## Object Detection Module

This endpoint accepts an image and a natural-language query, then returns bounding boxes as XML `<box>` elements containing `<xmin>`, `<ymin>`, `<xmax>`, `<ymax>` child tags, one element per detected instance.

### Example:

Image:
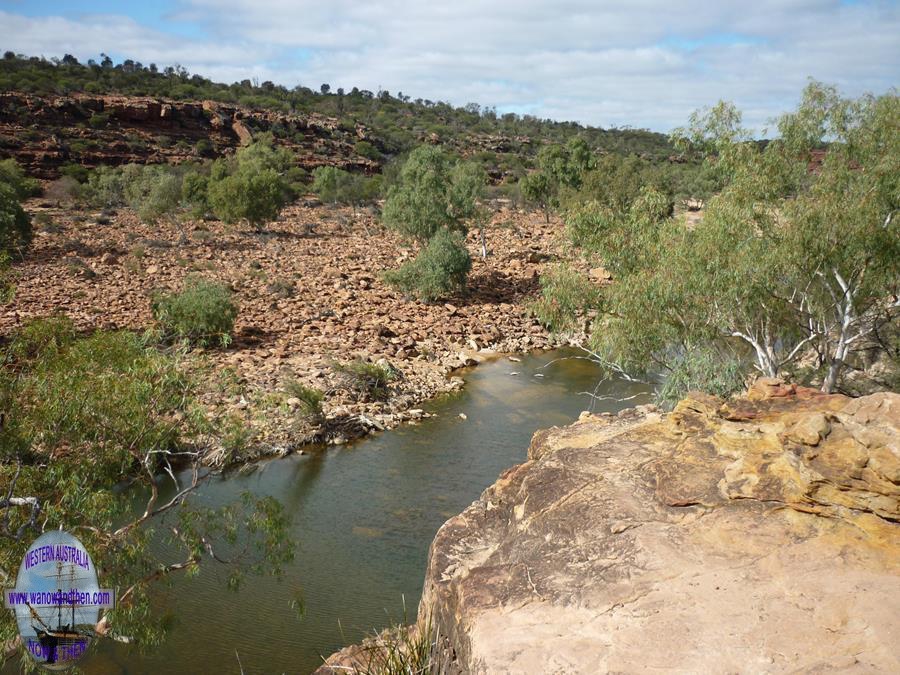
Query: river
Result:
<box><xmin>86</xmin><ymin>349</ymin><xmax>651</xmax><ymax>674</ymax></box>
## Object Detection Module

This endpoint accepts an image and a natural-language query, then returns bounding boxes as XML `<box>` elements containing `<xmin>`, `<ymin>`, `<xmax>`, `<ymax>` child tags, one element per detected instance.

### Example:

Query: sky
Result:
<box><xmin>0</xmin><ymin>0</ymin><xmax>897</xmax><ymax>133</ymax></box>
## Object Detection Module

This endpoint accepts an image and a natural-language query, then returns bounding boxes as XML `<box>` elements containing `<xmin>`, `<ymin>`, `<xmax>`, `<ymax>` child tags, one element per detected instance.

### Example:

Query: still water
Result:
<box><xmin>89</xmin><ymin>349</ymin><xmax>651</xmax><ymax>674</ymax></box>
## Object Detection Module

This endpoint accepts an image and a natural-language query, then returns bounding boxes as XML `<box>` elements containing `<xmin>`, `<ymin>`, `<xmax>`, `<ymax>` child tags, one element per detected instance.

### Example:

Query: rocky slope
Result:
<box><xmin>321</xmin><ymin>381</ymin><xmax>899</xmax><ymax>673</ymax></box>
<box><xmin>0</xmin><ymin>91</ymin><xmax>380</xmax><ymax>178</ymax></box>
<box><xmin>3</xmin><ymin>199</ymin><xmax>568</xmax><ymax>459</ymax></box>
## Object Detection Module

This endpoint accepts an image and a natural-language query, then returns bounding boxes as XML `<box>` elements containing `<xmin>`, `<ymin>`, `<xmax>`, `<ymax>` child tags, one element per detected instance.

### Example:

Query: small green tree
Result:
<box><xmin>207</xmin><ymin>137</ymin><xmax>290</xmax><ymax>231</ymax></box>
<box><xmin>0</xmin><ymin>183</ymin><xmax>31</xmax><ymax>257</ymax></box>
<box><xmin>382</xmin><ymin>145</ymin><xmax>482</xmax><ymax>241</ymax></box>
<box><xmin>208</xmin><ymin>165</ymin><xmax>285</xmax><ymax>231</ymax></box>
<box><xmin>520</xmin><ymin>170</ymin><xmax>555</xmax><ymax>222</ymax></box>
<box><xmin>383</xmin><ymin>228</ymin><xmax>472</xmax><ymax>301</ymax></box>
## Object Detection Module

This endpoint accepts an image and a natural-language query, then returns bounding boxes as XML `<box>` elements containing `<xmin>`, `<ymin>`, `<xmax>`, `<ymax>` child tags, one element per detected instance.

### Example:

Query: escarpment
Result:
<box><xmin>413</xmin><ymin>384</ymin><xmax>899</xmax><ymax>673</ymax></box>
<box><xmin>0</xmin><ymin>92</ymin><xmax>380</xmax><ymax>178</ymax></box>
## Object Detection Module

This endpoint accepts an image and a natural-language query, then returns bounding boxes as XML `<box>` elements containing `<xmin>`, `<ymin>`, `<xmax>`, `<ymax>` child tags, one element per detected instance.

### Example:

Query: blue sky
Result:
<box><xmin>1</xmin><ymin>1</ymin><xmax>897</xmax><ymax>131</ymax></box>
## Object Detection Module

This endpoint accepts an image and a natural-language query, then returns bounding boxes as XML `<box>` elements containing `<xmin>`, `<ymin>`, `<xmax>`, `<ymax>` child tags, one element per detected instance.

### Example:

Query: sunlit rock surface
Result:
<box><xmin>417</xmin><ymin>385</ymin><xmax>899</xmax><ymax>674</ymax></box>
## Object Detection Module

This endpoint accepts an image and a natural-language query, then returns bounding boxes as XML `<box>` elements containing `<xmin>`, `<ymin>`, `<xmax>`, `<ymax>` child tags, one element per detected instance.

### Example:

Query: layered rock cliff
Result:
<box><xmin>0</xmin><ymin>92</ymin><xmax>380</xmax><ymax>178</ymax></box>
<box><xmin>321</xmin><ymin>381</ymin><xmax>899</xmax><ymax>673</ymax></box>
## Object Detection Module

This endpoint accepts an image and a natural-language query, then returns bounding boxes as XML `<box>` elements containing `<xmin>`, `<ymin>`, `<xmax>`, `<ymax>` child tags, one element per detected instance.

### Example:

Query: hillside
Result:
<box><xmin>0</xmin><ymin>53</ymin><xmax>677</xmax><ymax>181</ymax></box>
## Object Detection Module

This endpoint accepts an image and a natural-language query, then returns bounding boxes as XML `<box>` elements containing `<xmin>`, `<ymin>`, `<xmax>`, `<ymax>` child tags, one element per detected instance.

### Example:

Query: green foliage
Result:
<box><xmin>0</xmin><ymin>158</ymin><xmax>41</xmax><ymax>199</ymax></box>
<box><xmin>207</xmin><ymin>139</ymin><xmax>289</xmax><ymax>229</ymax></box>
<box><xmin>530</xmin><ymin>264</ymin><xmax>601</xmax><ymax>333</ymax></box>
<box><xmin>4</xmin><ymin>319</ymin><xmax>189</xmax><ymax>467</ymax></box>
<box><xmin>0</xmin><ymin>319</ymin><xmax>295</xmax><ymax>659</ymax></box>
<box><xmin>383</xmin><ymin>228</ymin><xmax>472</xmax><ymax>301</ymax></box>
<box><xmin>181</xmin><ymin>170</ymin><xmax>210</xmax><ymax>216</ymax></box>
<box><xmin>353</xmin><ymin>614</ymin><xmax>451</xmax><ymax>675</ymax></box>
<box><xmin>0</xmin><ymin>182</ymin><xmax>32</xmax><ymax>257</ymax></box>
<box><xmin>354</xmin><ymin>140</ymin><xmax>382</xmax><ymax>161</ymax></box>
<box><xmin>284</xmin><ymin>379</ymin><xmax>325</xmax><ymax>422</ymax></box>
<box><xmin>82</xmin><ymin>164</ymin><xmax>126</xmax><ymax>207</ymax></box>
<box><xmin>547</xmin><ymin>82</ymin><xmax>900</xmax><ymax>395</ymax></box>
<box><xmin>382</xmin><ymin>146</ymin><xmax>484</xmax><ymax>241</ymax></box>
<box><xmin>124</xmin><ymin>165</ymin><xmax>183</xmax><ymax>223</ymax></box>
<box><xmin>0</xmin><ymin>251</ymin><xmax>14</xmax><ymax>304</ymax></box>
<box><xmin>312</xmin><ymin>165</ymin><xmax>382</xmax><ymax>205</ymax></box>
<box><xmin>88</xmin><ymin>111</ymin><xmax>110</xmax><ymax>128</ymax></box>
<box><xmin>334</xmin><ymin>359</ymin><xmax>397</xmax><ymax>400</ymax></box>
<box><xmin>654</xmin><ymin>346</ymin><xmax>748</xmax><ymax>410</ymax></box>
<box><xmin>151</xmin><ymin>276</ymin><xmax>238</xmax><ymax>348</ymax></box>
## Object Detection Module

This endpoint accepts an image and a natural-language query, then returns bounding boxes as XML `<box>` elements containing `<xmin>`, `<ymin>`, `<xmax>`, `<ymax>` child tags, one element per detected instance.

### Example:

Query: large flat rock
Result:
<box><xmin>419</xmin><ymin>389</ymin><xmax>900</xmax><ymax>673</ymax></box>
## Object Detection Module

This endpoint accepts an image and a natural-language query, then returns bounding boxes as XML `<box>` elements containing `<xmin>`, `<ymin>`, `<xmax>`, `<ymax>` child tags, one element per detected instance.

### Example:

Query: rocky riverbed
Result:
<box><xmin>2</xmin><ymin>199</ymin><xmax>579</xmax><ymax>462</ymax></box>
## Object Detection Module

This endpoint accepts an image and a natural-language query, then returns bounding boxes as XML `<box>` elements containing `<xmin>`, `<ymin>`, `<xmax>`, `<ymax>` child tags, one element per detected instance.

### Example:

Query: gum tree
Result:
<box><xmin>543</xmin><ymin>83</ymin><xmax>899</xmax><ymax>395</ymax></box>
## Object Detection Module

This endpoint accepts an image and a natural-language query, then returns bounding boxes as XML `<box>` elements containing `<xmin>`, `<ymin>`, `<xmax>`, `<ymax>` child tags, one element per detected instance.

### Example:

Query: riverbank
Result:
<box><xmin>2</xmin><ymin>199</ymin><xmax>584</xmax><ymax>464</ymax></box>
<box><xmin>318</xmin><ymin>384</ymin><xmax>900</xmax><ymax>674</ymax></box>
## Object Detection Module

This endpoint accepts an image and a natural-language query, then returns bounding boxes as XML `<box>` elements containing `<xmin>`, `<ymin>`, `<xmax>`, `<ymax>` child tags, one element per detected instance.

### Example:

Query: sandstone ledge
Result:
<box><xmin>412</xmin><ymin>388</ymin><xmax>900</xmax><ymax>673</ymax></box>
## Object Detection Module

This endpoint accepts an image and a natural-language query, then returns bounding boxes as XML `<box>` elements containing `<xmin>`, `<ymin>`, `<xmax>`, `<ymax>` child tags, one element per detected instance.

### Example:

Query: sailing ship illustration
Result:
<box><xmin>25</xmin><ymin>560</ymin><xmax>92</xmax><ymax>667</ymax></box>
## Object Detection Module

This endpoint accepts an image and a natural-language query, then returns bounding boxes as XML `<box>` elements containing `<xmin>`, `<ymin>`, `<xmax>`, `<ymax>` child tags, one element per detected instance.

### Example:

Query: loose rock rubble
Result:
<box><xmin>3</xmin><ymin>200</ymin><xmax>577</xmax><ymax>461</ymax></box>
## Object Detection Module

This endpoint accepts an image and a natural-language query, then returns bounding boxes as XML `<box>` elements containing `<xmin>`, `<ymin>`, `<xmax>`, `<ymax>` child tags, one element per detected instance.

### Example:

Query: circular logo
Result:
<box><xmin>4</xmin><ymin>530</ymin><xmax>114</xmax><ymax>670</ymax></box>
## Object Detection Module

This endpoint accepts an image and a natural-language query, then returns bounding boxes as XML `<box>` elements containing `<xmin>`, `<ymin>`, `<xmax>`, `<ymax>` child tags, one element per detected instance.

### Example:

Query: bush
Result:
<box><xmin>59</xmin><ymin>163</ymin><xmax>89</xmax><ymax>184</ymax></box>
<box><xmin>208</xmin><ymin>166</ymin><xmax>284</xmax><ymax>230</ymax></box>
<box><xmin>312</xmin><ymin>166</ymin><xmax>380</xmax><ymax>205</ymax></box>
<box><xmin>382</xmin><ymin>228</ymin><xmax>471</xmax><ymax>301</ymax></box>
<box><xmin>0</xmin><ymin>158</ymin><xmax>41</xmax><ymax>199</ymax></box>
<box><xmin>82</xmin><ymin>165</ymin><xmax>126</xmax><ymax>207</ymax></box>
<box><xmin>382</xmin><ymin>146</ymin><xmax>483</xmax><ymax>241</ymax></box>
<box><xmin>0</xmin><ymin>183</ymin><xmax>32</xmax><ymax>256</ymax></box>
<box><xmin>334</xmin><ymin>359</ymin><xmax>397</xmax><ymax>400</ymax></box>
<box><xmin>354</xmin><ymin>140</ymin><xmax>381</xmax><ymax>161</ymax></box>
<box><xmin>284</xmin><ymin>379</ymin><xmax>324</xmax><ymax>422</ymax></box>
<box><xmin>88</xmin><ymin>112</ymin><xmax>110</xmax><ymax>128</ymax></box>
<box><xmin>181</xmin><ymin>170</ymin><xmax>210</xmax><ymax>216</ymax></box>
<box><xmin>151</xmin><ymin>276</ymin><xmax>238</xmax><ymax>347</ymax></box>
<box><xmin>125</xmin><ymin>166</ymin><xmax>183</xmax><ymax>223</ymax></box>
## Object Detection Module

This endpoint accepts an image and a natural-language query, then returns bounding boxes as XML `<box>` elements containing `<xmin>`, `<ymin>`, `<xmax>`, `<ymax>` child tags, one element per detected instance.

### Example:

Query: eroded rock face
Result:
<box><xmin>420</xmin><ymin>388</ymin><xmax>899</xmax><ymax>674</ymax></box>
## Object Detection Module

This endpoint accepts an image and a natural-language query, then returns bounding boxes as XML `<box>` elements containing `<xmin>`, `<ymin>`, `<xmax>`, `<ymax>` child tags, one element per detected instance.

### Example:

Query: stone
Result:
<box><xmin>412</xmin><ymin>390</ymin><xmax>900</xmax><ymax>674</ymax></box>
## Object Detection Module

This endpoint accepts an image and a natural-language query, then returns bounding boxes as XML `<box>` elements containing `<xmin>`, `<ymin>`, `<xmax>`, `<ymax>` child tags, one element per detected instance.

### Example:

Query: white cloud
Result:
<box><xmin>0</xmin><ymin>1</ymin><xmax>897</xmax><ymax>132</ymax></box>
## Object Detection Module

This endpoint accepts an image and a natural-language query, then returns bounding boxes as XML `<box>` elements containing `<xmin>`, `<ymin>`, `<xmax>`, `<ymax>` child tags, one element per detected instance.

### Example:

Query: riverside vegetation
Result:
<box><xmin>0</xmin><ymin>56</ymin><xmax>897</xmax><ymax>674</ymax></box>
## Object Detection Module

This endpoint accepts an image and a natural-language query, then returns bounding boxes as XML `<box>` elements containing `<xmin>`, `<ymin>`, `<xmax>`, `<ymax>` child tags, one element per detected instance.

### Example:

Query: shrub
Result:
<box><xmin>82</xmin><ymin>165</ymin><xmax>126</xmax><ymax>207</ymax></box>
<box><xmin>0</xmin><ymin>251</ymin><xmax>15</xmax><ymax>304</ymax></box>
<box><xmin>284</xmin><ymin>379</ymin><xmax>324</xmax><ymax>422</ymax></box>
<box><xmin>181</xmin><ymin>170</ymin><xmax>210</xmax><ymax>216</ymax></box>
<box><xmin>44</xmin><ymin>176</ymin><xmax>81</xmax><ymax>204</ymax></box>
<box><xmin>0</xmin><ymin>158</ymin><xmax>41</xmax><ymax>199</ymax></box>
<box><xmin>59</xmin><ymin>163</ymin><xmax>89</xmax><ymax>183</ymax></box>
<box><xmin>194</xmin><ymin>139</ymin><xmax>213</xmax><ymax>157</ymax></box>
<box><xmin>382</xmin><ymin>228</ymin><xmax>471</xmax><ymax>301</ymax></box>
<box><xmin>334</xmin><ymin>359</ymin><xmax>397</xmax><ymax>400</ymax></box>
<box><xmin>0</xmin><ymin>183</ymin><xmax>32</xmax><ymax>256</ymax></box>
<box><xmin>354</xmin><ymin>140</ymin><xmax>381</xmax><ymax>161</ymax></box>
<box><xmin>125</xmin><ymin>166</ymin><xmax>183</xmax><ymax>223</ymax></box>
<box><xmin>312</xmin><ymin>166</ymin><xmax>380</xmax><ymax>205</ymax></box>
<box><xmin>151</xmin><ymin>276</ymin><xmax>238</xmax><ymax>347</ymax></box>
<box><xmin>88</xmin><ymin>112</ymin><xmax>110</xmax><ymax>128</ymax></box>
<box><xmin>382</xmin><ymin>146</ymin><xmax>483</xmax><ymax>242</ymax></box>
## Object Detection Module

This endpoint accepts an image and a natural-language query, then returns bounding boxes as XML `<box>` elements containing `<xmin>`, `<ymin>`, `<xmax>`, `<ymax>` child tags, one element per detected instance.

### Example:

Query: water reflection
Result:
<box><xmin>83</xmin><ymin>349</ymin><xmax>650</xmax><ymax>674</ymax></box>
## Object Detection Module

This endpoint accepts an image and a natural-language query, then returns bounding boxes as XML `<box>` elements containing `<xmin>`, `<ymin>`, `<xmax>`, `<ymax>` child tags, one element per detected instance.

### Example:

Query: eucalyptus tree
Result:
<box><xmin>544</xmin><ymin>83</ymin><xmax>899</xmax><ymax>395</ymax></box>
